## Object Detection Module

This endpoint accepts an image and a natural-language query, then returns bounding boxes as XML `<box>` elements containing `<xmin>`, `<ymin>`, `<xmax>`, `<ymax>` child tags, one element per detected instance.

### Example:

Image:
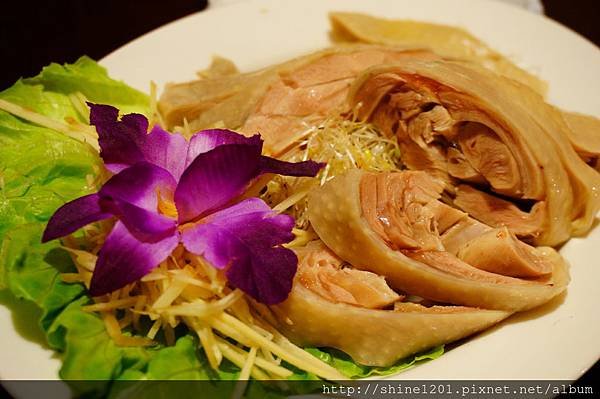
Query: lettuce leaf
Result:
<box><xmin>304</xmin><ymin>345</ymin><xmax>444</xmax><ymax>378</ymax></box>
<box><xmin>23</xmin><ymin>56</ymin><xmax>150</xmax><ymax>116</ymax></box>
<box><xmin>0</xmin><ymin>115</ymin><xmax>99</xmax><ymax>235</ymax></box>
<box><xmin>0</xmin><ymin>81</ymin><xmax>83</xmax><ymax>123</ymax></box>
<box><xmin>0</xmin><ymin>225</ymin><xmax>86</xmax><ymax>337</ymax></box>
<box><xmin>49</xmin><ymin>297</ymin><xmax>133</xmax><ymax>396</ymax></box>
<box><xmin>0</xmin><ymin>57</ymin><xmax>153</xmax><ymax>397</ymax></box>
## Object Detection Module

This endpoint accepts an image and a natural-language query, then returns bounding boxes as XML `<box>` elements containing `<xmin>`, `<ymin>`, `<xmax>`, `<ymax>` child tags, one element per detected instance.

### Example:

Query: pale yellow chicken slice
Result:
<box><xmin>348</xmin><ymin>61</ymin><xmax>600</xmax><ymax>245</ymax></box>
<box><xmin>273</xmin><ymin>240</ymin><xmax>509</xmax><ymax>367</ymax></box>
<box><xmin>308</xmin><ymin>170</ymin><xmax>570</xmax><ymax>311</ymax></box>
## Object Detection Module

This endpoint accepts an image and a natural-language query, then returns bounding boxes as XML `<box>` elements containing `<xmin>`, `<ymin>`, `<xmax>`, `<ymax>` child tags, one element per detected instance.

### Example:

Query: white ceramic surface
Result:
<box><xmin>1</xmin><ymin>0</ymin><xmax>598</xmax><ymax>384</ymax></box>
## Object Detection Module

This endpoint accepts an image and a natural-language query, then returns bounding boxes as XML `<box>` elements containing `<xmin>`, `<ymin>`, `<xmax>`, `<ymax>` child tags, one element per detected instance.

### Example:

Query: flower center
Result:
<box><xmin>156</xmin><ymin>189</ymin><xmax>178</xmax><ymax>219</ymax></box>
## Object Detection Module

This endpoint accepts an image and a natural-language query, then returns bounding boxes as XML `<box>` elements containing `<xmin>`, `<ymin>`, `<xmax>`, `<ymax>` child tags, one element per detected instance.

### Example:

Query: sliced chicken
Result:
<box><xmin>294</xmin><ymin>241</ymin><xmax>400</xmax><ymax>309</ymax></box>
<box><xmin>273</xmin><ymin>240</ymin><xmax>510</xmax><ymax>366</ymax></box>
<box><xmin>159</xmin><ymin>46</ymin><xmax>437</xmax><ymax>155</ymax></box>
<box><xmin>457</xmin><ymin>122</ymin><xmax>521</xmax><ymax>196</ymax></box>
<box><xmin>308</xmin><ymin>170</ymin><xmax>570</xmax><ymax>311</ymax></box>
<box><xmin>440</xmin><ymin>218</ymin><xmax>490</xmax><ymax>255</ymax></box>
<box><xmin>454</xmin><ymin>184</ymin><xmax>545</xmax><ymax>238</ymax></box>
<box><xmin>153</xmin><ymin>18</ymin><xmax>594</xmax><ymax>366</ymax></box>
<box><xmin>159</xmin><ymin>19</ymin><xmax>599</xmax><ymax>246</ymax></box>
<box><xmin>329</xmin><ymin>12</ymin><xmax>547</xmax><ymax>95</ymax></box>
<box><xmin>348</xmin><ymin>61</ymin><xmax>600</xmax><ymax>246</ymax></box>
<box><xmin>359</xmin><ymin>170</ymin><xmax>445</xmax><ymax>251</ymax></box>
<box><xmin>562</xmin><ymin>111</ymin><xmax>600</xmax><ymax>170</ymax></box>
<box><xmin>446</xmin><ymin>147</ymin><xmax>486</xmax><ymax>184</ymax></box>
<box><xmin>456</xmin><ymin>227</ymin><xmax>552</xmax><ymax>278</ymax></box>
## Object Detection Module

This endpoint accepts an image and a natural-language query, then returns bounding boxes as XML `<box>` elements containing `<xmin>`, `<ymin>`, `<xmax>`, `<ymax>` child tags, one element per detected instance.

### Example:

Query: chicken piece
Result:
<box><xmin>348</xmin><ymin>60</ymin><xmax>600</xmax><ymax>245</ymax></box>
<box><xmin>272</xmin><ymin>240</ymin><xmax>510</xmax><ymax>367</ymax></box>
<box><xmin>159</xmin><ymin>46</ymin><xmax>437</xmax><ymax>155</ymax></box>
<box><xmin>446</xmin><ymin>147</ymin><xmax>486</xmax><ymax>183</ymax></box>
<box><xmin>561</xmin><ymin>111</ymin><xmax>600</xmax><ymax>159</ymax></box>
<box><xmin>159</xmin><ymin>67</ymin><xmax>275</xmax><ymax>130</ymax></box>
<box><xmin>308</xmin><ymin>170</ymin><xmax>570</xmax><ymax>311</ymax></box>
<box><xmin>295</xmin><ymin>241</ymin><xmax>400</xmax><ymax>309</ymax></box>
<box><xmin>274</xmin><ymin>285</ymin><xmax>509</xmax><ymax>367</ymax></box>
<box><xmin>441</xmin><ymin>218</ymin><xmax>491</xmax><ymax>255</ymax></box>
<box><xmin>400</xmin><ymin>107</ymin><xmax>454</xmax><ymax>186</ymax></box>
<box><xmin>403</xmin><ymin>249</ymin><xmax>530</xmax><ymax>285</ymax></box>
<box><xmin>422</xmin><ymin>200</ymin><xmax>468</xmax><ymax>234</ymax></box>
<box><xmin>456</xmin><ymin>227</ymin><xmax>552</xmax><ymax>278</ymax></box>
<box><xmin>360</xmin><ymin>171</ymin><xmax>445</xmax><ymax>251</ymax></box>
<box><xmin>432</xmin><ymin>203</ymin><xmax>551</xmax><ymax>279</ymax></box>
<box><xmin>254</xmin><ymin>78</ymin><xmax>352</xmax><ymax>117</ymax></box>
<box><xmin>329</xmin><ymin>12</ymin><xmax>547</xmax><ymax>95</ymax></box>
<box><xmin>457</xmin><ymin>122</ymin><xmax>522</xmax><ymax>196</ymax></box>
<box><xmin>454</xmin><ymin>184</ymin><xmax>545</xmax><ymax>239</ymax></box>
<box><xmin>361</xmin><ymin>172</ymin><xmax>552</xmax><ymax>282</ymax></box>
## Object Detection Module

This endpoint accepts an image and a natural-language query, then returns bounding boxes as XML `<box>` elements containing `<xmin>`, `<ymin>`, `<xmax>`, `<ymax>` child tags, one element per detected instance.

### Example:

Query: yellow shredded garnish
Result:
<box><xmin>262</xmin><ymin>111</ymin><xmax>401</xmax><ymax>230</ymax></box>
<box><xmin>68</xmin><ymin>92</ymin><xmax>91</xmax><ymax>123</ymax></box>
<box><xmin>61</xmin><ymin>220</ymin><xmax>345</xmax><ymax>383</ymax></box>
<box><xmin>82</xmin><ymin>296</ymin><xmax>145</xmax><ymax>312</ymax></box>
<box><xmin>100</xmin><ymin>312</ymin><xmax>154</xmax><ymax>347</ymax></box>
<box><xmin>147</xmin><ymin>319</ymin><xmax>162</xmax><ymax>340</ymax></box>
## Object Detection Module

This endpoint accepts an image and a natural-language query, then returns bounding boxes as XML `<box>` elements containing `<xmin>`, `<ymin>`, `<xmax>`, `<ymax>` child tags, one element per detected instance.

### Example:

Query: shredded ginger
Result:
<box><xmin>61</xmin><ymin>221</ymin><xmax>344</xmax><ymax>382</ymax></box>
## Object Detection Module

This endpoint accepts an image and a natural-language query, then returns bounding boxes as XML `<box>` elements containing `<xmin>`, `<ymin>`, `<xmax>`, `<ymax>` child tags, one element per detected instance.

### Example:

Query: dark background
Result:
<box><xmin>0</xmin><ymin>0</ymin><xmax>598</xmax><ymax>396</ymax></box>
<box><xmin>1</xmin><ymin>0</ymin><xmax>599</xmax><ymax>89</ymax></box>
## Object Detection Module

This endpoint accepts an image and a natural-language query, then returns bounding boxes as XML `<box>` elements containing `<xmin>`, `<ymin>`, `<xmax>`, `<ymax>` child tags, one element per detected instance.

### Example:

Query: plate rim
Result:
<box><xmin>1</xmin><ymin>0</ymin><xmax>599</xmax><ymax>386</ymax></box>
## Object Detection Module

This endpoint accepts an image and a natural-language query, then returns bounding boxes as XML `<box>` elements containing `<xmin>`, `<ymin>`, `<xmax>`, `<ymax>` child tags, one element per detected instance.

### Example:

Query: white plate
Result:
<box><xmin>1</xmin><ymin>0</ymin><xmax>599</xmax><ymax>383</ymax></box>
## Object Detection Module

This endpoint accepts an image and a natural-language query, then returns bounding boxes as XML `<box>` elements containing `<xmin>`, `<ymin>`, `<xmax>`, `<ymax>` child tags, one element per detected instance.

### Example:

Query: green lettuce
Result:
<box><xmin>24</xmin><ymin>56</ymin><xmax>150</xmax><ymax>116</ymax></box>
<box><xmin>304</xmin><ymin>346</ymin><xmax>444</xmax><ymax>379</ymax></box>
<box><xmin>0</xmin><ymin>57</ymin><xmax>153</xmax><ymax>397</ymax></box>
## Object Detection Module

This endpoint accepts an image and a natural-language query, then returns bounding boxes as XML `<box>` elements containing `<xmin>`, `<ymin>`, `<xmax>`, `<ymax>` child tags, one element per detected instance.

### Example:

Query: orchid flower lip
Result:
<box><xmin>43</xmin><ymin>103</ymin><xmax>326</xmax><ymax>303</ymax></box>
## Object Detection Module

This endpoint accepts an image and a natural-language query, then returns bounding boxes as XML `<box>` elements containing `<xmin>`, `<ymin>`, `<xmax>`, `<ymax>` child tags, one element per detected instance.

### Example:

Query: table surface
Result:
<box><xmin>0</xmin><ymin>0</ymin><xmax>598</xmax><ymax>395</ymax></box>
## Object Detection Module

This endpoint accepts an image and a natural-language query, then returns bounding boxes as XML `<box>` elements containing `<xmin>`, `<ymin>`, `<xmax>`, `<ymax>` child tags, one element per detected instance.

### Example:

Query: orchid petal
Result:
<box><xmin>181</xmin><ymin>198</ymin><xmax>282</xmax><ymax>268</ymax></box>
<box><xmin>88</xmin><ymin>102</ymin><xmax>119</xmax><ymax>124</ymax></box>
<box><xmin>121</xmin><ymin>113</ymin><xmax>149</xmax><ymax>134</ymax></box>
<box><xmin>89</xmin><ymin>103</ymin><xmax>147</xmax><ymax>173</ymax></box>
<box><xmin>175</xmin><ymin>143</ymin><xmax>263</xmax><ymax>223</ymax></box>
<box><xmin>100</xmin><ymin>162</ymin><xmax>176</xmax><ymax>211</ymax></box>
<box><xmin>186</xmin><ymin>130</ymin><xmax>262</xmax><ymax>168</ymax></box>
<box><xmin>99</xmin><ymin>162</ymin><xmax>177</xmax><ymax>241</ymax></box>
<box><xmin>89</xmin><ymin>103</ymin><xmax>188</xmax><ymax>177</ymax></box>
<box><xmin>181</xmin><ymin>198</ymin><xmax>297</xmax><ymax>304</ymax></box>
<box><xmin>177</xmin><ymin>132</ymin><xmax>324</xmax><ymax>223</ymax></box>
<box><xmin>226</xmin><ymin>247</ymin><xmax>297</xmax><ymax>305</ymax></box>
<box><xmin>258</xmin><ymin>156</ymin><xmax>325</xmax><ymax>177</ymax></box>
<box><xmin>89</xmin><ymin>221</ymin><xmax>179</xmax><ymax>296</ymax></box>
<box><xmin>143</xmin><ymin>125</ymin><xmax>189</xmax><ymax>180</ymax></box>
<box><xmin>99</xmin><ymin>199</ymin><xmax>176</xmax><ymax>242</ymax></box>
<box><xmin>42</xmin><ymin>194</ymin><xmax>112</xmax><ymax>242</ymax></box>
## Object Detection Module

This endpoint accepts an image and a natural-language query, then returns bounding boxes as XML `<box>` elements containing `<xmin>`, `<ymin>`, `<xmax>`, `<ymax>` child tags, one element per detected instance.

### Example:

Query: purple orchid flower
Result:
<box><xmin>42</xmin><ymin>104</ymin><xmax>324</xmax><ymax>304</ymax></box>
